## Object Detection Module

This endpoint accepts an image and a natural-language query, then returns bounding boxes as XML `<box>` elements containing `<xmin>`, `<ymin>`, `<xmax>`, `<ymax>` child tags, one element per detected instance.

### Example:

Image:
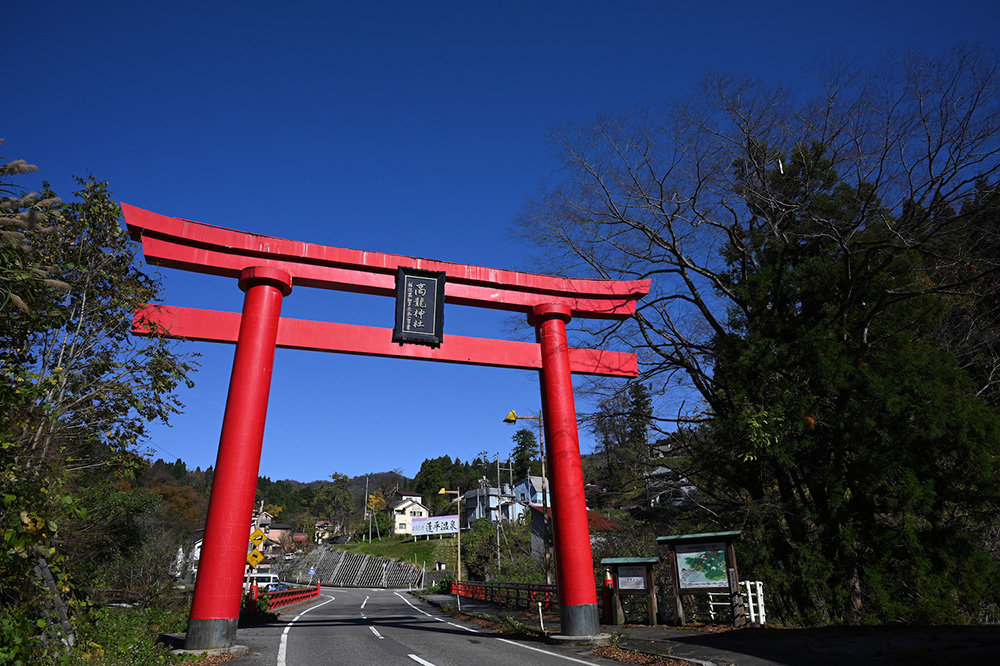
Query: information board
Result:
<box><xmin>675</xmin><ymin>542</ymin><xmax>728</xmax><ymax>589</ymax></box>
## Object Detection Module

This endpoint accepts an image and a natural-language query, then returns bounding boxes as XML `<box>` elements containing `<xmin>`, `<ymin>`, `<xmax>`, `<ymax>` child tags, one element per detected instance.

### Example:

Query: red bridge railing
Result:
<box><xmin>262</xmin><ymin>582</ymin><xmax>322</xmax><ymax>611</ymax></box>
<box><xmin>451</xmin><ymin>580</ymin><xmax>558</xmax><ymax>612</ymax></box>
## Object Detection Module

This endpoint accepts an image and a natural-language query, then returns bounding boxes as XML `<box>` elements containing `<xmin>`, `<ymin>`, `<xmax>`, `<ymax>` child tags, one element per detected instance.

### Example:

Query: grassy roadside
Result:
<box><xmin>334</xmin><ymin>535</ymin><xmax>456</xmax><ymax>569</ymax></box>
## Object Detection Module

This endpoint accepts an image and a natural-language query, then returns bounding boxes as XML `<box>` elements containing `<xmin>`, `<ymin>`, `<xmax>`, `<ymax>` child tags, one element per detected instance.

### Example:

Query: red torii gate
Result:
<box><xmin>122</xmin><ymin>203</ymin><xmax>649</xmax><ymax>649</ymax></box>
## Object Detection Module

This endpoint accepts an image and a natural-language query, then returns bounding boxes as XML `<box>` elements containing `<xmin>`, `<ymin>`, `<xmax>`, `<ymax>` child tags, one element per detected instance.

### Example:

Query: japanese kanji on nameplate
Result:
<box><xmin>393</xmin><ymin>266</ymin><xmax>446</xmax><ymax>346</ymax></box>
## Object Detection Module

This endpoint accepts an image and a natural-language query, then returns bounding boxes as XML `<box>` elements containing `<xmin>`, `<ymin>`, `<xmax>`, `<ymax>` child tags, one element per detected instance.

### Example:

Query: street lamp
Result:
<box><xmin>438</xmin><ymin>487</ymin><xmax>462</xmax><ymax>581</ymax></box>
<box><xmin>503</xmin><ymin>410</ymin><xmax>552</xmax><ymax>585</ymax></box>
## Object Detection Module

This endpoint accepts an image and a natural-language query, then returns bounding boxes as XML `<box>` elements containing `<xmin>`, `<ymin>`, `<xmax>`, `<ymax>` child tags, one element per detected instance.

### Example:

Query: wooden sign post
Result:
<box><xmin>600</xmin><ymin>557</ymin><xmax>660</xmax><ymax>625</ymax></box>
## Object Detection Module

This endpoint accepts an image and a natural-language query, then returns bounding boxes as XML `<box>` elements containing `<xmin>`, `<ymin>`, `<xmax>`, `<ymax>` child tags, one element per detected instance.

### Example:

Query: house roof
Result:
<box><xmin>516</xmin><ymin>476</ymin><xmax>544</xmax><ymax>493</ymax></box>
<box><xmin>388</xmin><ymin>497</ymin><xmax>429</xmax><ymax>511</ymax></box>
<box><xmin>657</xmin><ymin>530</ymin><xmax>742</xmax><ymax>543</ymax></box>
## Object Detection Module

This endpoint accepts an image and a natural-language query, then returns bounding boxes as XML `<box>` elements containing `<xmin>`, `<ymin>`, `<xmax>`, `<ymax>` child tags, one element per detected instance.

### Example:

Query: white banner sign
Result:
<box><xmin>412</xmin><ymin>515</ymin><xmax>459</xmax><ymax>536</ymax></box>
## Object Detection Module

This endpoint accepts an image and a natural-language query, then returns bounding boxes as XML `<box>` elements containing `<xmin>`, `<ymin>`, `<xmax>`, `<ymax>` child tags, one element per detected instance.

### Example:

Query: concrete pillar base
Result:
<box><xmin>558</xmin><ymin>602</ymin><xmax>601</xmax><ymax>638</ymax></box>
<box><xmin>183</xmin><ymin>618</ymin><xmax>238</xmax><ymax>651</ymax></box>
<box><xmin>547</xmin><ymin>632</ymin><xmax>614</xmax><ymax>646</ymax></box>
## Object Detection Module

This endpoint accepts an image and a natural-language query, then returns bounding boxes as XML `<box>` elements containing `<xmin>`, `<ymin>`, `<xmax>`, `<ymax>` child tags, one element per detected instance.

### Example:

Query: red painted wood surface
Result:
<box><xmin>133</xmin><ymin>304</ymin><xmax>639</xmax><ymax>378</ymax></box>
<box><xmin>189</xmin><ymin>269</ymin><xmax>291</xmax><ymax>628</ymax></box>
<box><xmin>122</xmin><ymin>203</ymin><xmax>649</xmax><ymax>319</ymax></box>
<box><xmin>531</xmin><ymin>304</ymin><xmax>599</xmax><ymax>618</ymax></box>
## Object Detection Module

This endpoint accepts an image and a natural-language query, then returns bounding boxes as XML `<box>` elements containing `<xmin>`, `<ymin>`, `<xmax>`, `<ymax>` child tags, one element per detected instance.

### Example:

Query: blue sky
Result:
<box><xmin>5</xmin><ymin>1</ymin><xmax>998</xmax><ymax>482</ymax></box>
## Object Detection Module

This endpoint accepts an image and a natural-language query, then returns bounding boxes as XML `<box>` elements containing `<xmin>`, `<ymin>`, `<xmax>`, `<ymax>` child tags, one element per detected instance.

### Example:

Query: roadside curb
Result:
<box><xmin>158</xmin><ymin>633</ymin><xmax>251</xmax><ymax>658</ymax></box>
<box><xmin>410</xmin><ymin>591</ymin><xmax>721</xmax><ymax>666</ymax></box>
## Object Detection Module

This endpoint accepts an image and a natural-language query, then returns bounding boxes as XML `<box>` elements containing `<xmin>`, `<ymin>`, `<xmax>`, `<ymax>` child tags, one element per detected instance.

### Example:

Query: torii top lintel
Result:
<box><xmin>122</xmin><ymin>204</ymin><xmax>649</xmax><ymax>320</ymax></box>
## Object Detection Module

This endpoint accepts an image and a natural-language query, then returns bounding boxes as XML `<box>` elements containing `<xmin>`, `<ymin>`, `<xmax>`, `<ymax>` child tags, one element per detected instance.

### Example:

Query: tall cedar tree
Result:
<box><xmin>592</xmin><ymin>382</ymin><xmax>653</xmax><ymax>506</ymax></box>
<box><xmin>510</xmin><ymin>427</ymin><xmax>540</xmax><ymax>480</ymax></box>
<box><xmin>699</xmin><ymin>144</ymin><xmax>1000</xmax><ymax>623</ymax></box>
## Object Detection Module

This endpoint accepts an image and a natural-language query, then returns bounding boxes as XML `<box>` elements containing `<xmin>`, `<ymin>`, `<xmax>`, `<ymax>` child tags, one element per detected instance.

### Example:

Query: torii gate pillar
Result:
<box><xmin>531</xmin><ymin>303</ymin><xmax>601</xmax><ymax>637</ymax></box>
<box><xmin>186</xmin><ymin>267</ymin><xmax>292</xmax><ymax>649</ymax></box>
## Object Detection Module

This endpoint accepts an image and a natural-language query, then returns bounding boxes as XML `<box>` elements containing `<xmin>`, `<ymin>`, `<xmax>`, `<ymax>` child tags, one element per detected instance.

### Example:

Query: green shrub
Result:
<box><xmin>238</xmin><ymin>593</ymin><xmax>277</xmax><ymax>626</ymax></box>
<box><xmin>0</xmin><ymin>603</ymin><xmax>66</xmax><ymax>666</ymax></box>
<box><xmin>68</xmin><ymin>607</ymin><xmax>186</xmax><ymax>666</ymax></box>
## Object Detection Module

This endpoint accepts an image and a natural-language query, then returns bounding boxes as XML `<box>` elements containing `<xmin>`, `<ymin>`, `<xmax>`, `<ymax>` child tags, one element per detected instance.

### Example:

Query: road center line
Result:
<box><xmin>361</xmin><ymin>595</ymin><xmax>369</xmax><ymax>609</ymax></box>
<box><xmin>276</xmin><ymin>594</ymin><xmax>336</xmax><ymax>666</ymax></box>
<box><xmin>495</xmin><ymin>637</ymin><xmax>597</xmax><ymax>665</ymax></box>
<box><xmin>369</xmin><ymin>626</ymin><xmax>384</xmax><ymax>640</ymax></box>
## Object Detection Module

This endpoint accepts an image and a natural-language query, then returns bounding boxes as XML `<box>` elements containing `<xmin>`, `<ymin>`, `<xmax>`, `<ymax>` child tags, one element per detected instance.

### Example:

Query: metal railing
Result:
<box><xmin>451</xmin><ymin>580</ymin><xmax>557</xmax><ymax>612</ymax></box>
<box><xmin>263</xmin><ymin>582</ymin><xmax>322</xmax><ymax>611</ymax></box>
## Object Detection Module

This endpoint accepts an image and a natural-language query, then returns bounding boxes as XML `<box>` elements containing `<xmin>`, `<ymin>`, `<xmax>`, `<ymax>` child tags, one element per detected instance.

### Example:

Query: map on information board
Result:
<box><xmin>676</xmin><ymin>542</ymin><xmax>728</xmax><ymax>589</ymax></box>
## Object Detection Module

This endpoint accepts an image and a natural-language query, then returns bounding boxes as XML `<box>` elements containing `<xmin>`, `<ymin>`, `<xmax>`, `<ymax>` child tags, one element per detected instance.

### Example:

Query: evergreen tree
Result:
<box><xmin>509</xmin><ymin>427</ymin><xmax>540</xmax><ymax>480</ymax></box>
<box><xmin>692</xmin><ymin>145</ymin><xmax>1000</xmax><ymax>623</ymax></box>
<box><xmin>592</xmin><ymin>382</ymin><xmax>654</xmax><ymax>504</ymax></box>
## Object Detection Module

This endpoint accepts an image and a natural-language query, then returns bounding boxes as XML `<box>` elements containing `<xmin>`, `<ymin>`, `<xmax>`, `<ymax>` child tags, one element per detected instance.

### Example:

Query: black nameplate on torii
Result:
<box><xmin>393</xmin><ymin>266</ymin><xmax>446</xmax><ymax>346</ymax></box>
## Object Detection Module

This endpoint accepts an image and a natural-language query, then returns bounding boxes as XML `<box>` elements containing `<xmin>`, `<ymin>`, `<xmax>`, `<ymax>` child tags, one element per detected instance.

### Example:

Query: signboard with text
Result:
<box><xmin>412</xmin><ymin>515</ymin><xmax>459</xmax><ymax>536</ymax></box>
<box><xmin>393</xmin><ymin>267</ymin><xmax>446</xmax><ymax>346</ymax></box>
<box><xmin>617</xmin><ymin>565</ymin><xmax>648</xmax><ymax>590</ymax></box>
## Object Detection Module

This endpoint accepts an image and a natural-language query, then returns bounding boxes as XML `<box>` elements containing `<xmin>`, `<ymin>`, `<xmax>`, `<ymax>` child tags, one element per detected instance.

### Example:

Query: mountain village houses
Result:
<box><xmin>174</xmin><ymin>446</ymin><xmax>692</xmax><ymax>580</ymax></box>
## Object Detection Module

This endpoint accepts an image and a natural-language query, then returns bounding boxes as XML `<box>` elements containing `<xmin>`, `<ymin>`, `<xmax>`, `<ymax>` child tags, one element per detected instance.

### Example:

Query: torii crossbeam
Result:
<box><xmin>123</xmin><ymin>204</ymin><xmax>649</xmax><ymax>648</ymax></box>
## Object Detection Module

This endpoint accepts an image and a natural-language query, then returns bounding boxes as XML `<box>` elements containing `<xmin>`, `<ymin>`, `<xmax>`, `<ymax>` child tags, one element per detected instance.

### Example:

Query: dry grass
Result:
<box><xmin>591</xmin><ymin>644</ymin><xmax>695</xmax><ymax>666</ymax></box>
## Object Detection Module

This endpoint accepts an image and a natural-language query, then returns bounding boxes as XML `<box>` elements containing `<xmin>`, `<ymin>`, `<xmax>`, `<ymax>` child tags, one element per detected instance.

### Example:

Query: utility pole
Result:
<box><xmin>503</xmin><ymin>411</ymin><xmax>552</xmax><ymax>585</ymax></box>
<box><xmin>365</xmin><ymin>475</ymin><xmax>371</xmax><ymax>543</ymax></box>
<box><xmin>495</xmin><ymin>454</ymin><xmax>501</xmax><ymax>568</ymax></box>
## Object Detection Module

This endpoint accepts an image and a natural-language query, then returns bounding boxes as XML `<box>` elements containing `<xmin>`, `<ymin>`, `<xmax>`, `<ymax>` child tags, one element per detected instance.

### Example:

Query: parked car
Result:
<box><xmin>245</xmin><ymin>573</ymin><xmax>279</xmax><ymax>588</ymax></box>
<box><xmin>266</xmin><ymin>582</ymin><xmax>290</xmax><ymax>592</ymax></box>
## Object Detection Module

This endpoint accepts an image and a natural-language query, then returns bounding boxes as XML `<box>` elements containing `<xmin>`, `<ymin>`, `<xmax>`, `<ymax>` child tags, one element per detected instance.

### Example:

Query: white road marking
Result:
<box><xmin>276</xmin><ymin>594</ymin><xmax>336</xmax><ymax>666</ymax></box>
<box><xmin>394</xmin><ymin>592</ymin><xmax>480</xmax><ymax>633</ymax></box>
<box><xmin>361</xmin><ymin>595</ymin><xmax>369</xmax><ymax>609</ymax></box>
<box><xmin>395</xmin><ymin>592</ymin><xmax>433</xmax><ymax>616</ymax></box>
<box><xmin>408</xmin><ymin>655</ymin><xmax>437</xmax><ymax>666</ymax></box>
<box><xmin>369</xmin><ymin>626</ymin><xmax>384</xmax><ymax>639</ymax></box>
<box><xmin>496</xmin><ymin>637</ymin><xmax>597</xmax><ymax>665</ymax></box>
<box><xmin>389</xmin><ymin>592</ymin><xmax>594</xmax><ymax>664</ymax></box>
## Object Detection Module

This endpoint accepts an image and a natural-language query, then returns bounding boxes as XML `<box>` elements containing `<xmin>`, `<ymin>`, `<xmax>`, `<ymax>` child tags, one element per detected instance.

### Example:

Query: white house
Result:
<box><xmin>388</xmin><ymin>491</ymin><xmax>430</xmax><ymax>536</ymax></box>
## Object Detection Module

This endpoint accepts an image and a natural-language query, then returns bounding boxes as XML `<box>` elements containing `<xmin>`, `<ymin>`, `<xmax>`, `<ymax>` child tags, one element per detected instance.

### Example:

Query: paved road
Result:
<box><xmin>231</xmin><ymin>588</ymin><xmax>613</xmax><ymax>666</ymax></box>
